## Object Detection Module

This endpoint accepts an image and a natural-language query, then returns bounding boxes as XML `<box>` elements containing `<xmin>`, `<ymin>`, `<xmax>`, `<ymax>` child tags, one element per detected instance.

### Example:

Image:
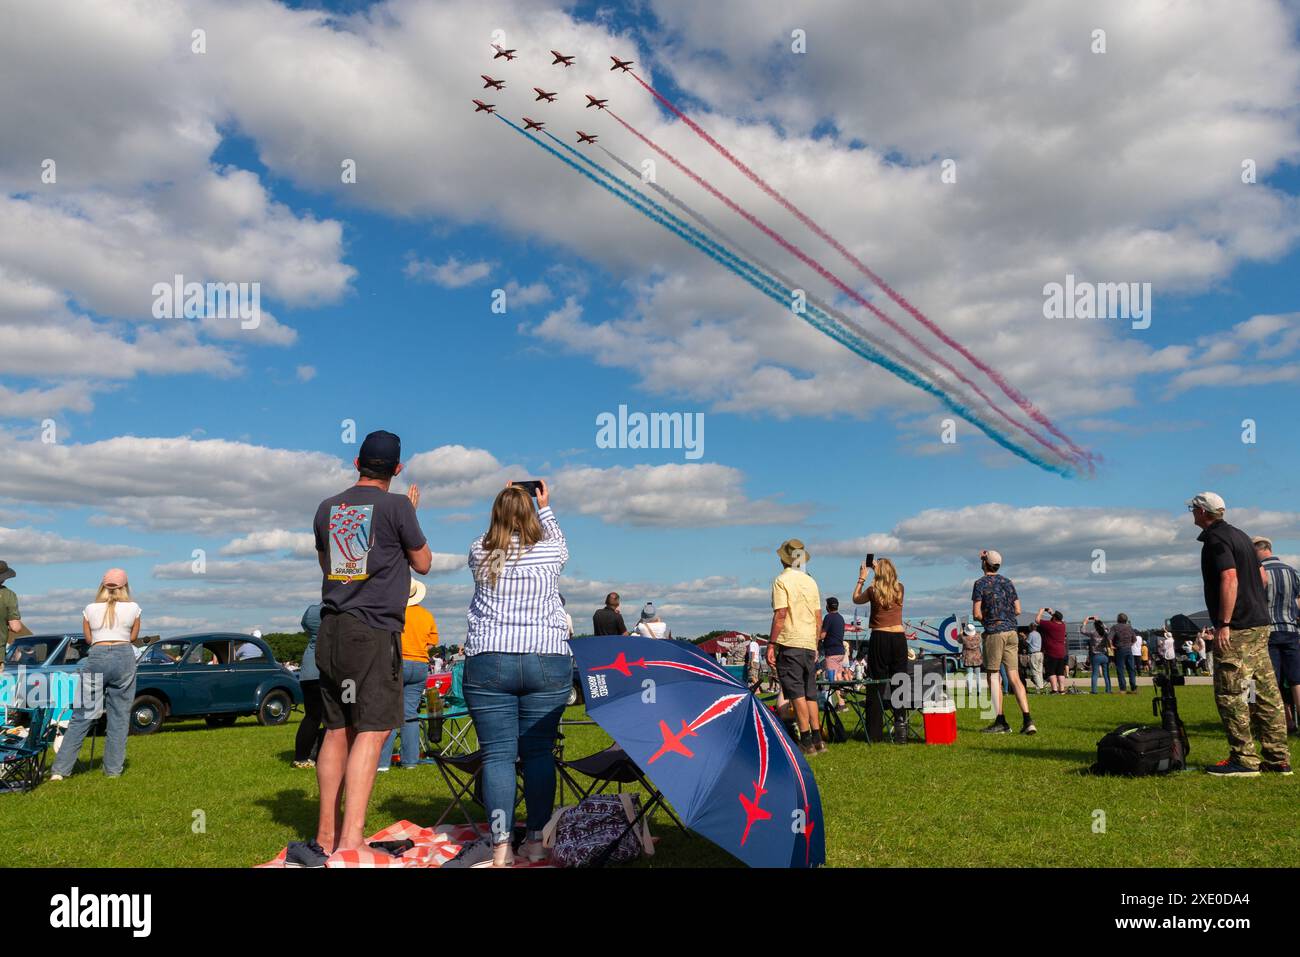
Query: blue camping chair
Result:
<box><xmin>417</xmin><ymin>662</ymin><xmax>476</xmax><ymax>758</ymax></box>
<box><xmin>0</xmin><ymin>706</ymin><xmax>59</xmax><ymax>793</ymax></box>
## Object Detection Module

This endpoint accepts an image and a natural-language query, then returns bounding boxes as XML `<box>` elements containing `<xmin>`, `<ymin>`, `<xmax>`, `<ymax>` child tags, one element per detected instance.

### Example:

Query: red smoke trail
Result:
<box><xmin>606</xmin><ymin>108</ymin><xmax>1083</xmax><ymax>470</ymax></box>
<box><xmin>628</xmin><ymin>71</ymin><xmax>1092</xmax><ymax>468</ymax></box>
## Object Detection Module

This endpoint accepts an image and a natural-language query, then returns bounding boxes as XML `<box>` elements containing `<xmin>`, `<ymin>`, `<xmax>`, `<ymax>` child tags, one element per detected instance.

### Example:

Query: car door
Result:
<box><xmin>229</xmin><ymin>640</ymin><xmax>274</xmax><ymax>710</ymax></box>
<box><xmin>171</xmin><ymin>640</ymin><xmax>221</xmax><ymax>715</ymax></box>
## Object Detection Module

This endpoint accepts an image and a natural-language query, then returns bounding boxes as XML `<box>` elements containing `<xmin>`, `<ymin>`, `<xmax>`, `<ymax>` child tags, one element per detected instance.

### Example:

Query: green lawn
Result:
<box><xmin>5</xmin><ymin>687</ymin><xmax>1297</xmax><ymax>867</ymax></box>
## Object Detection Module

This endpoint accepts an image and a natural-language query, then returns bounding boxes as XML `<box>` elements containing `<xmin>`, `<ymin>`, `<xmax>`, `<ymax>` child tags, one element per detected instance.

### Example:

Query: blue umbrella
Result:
<box><xmin>570</xmin><ymin>635</ymin><xmax>825</xmax><ymax>868</ymax></box>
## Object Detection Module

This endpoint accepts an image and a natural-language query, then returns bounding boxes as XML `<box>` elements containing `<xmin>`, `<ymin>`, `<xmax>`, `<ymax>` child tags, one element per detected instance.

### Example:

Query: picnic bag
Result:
<box><xmin>1092</xmin><ymin>723</ymin><xmax>1182</xmax><ymax>776</ymax></box>
<box><xmin>542</xmin><ymin>793</ymin><xmax>654</xmax><ymax>867</ymax></box>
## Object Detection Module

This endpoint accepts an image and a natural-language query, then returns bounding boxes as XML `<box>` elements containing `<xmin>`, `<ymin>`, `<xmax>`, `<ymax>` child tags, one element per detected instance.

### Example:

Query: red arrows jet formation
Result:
<box><xmin>475</xmin><ymin>44</ymin><xmax>630</xmax><ymax>144</ymax></box>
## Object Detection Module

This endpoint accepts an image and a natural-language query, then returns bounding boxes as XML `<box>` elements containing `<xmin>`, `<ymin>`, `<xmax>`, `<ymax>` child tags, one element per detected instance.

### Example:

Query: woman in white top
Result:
<box><xmin>634</xmin><ymin>602</ymin><xmax>671</xmax><ymax>639</ymax></box>
<box><xmin>50</xmin><ymin>568</ymin><xmax>142</xmax><ymax>780</ymax></box>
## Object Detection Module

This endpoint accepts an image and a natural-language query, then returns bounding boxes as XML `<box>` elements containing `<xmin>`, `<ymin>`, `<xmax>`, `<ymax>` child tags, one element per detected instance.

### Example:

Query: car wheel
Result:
<box><xmin>129</xmin><ymin>695</ymin><xmax>165</xmax><ymax>735</ymax></box>
<box><xmin>205</xmin><ymin>715</ymin><xmax>237</xmax><ymax>728</ymax></box>
<box><xmin>258</xmin><ymin>689</ymin><xmax>292</xmax><ymax>726</ymax></box>
<box><xmin>567</xmin><ymin>682</ymin><xmax>582</xmax><ymax>707</ymax></box>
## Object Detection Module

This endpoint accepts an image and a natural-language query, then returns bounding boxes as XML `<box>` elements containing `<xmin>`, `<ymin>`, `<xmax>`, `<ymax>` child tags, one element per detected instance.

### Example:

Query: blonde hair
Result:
<box><xmin>477</xmin><ymin>487</ymin><xmax>543</xmax><ymax>588</ymax></box>
<box><xmin>93</xmin><ymin>580</ymin><xmax>132</xmax><ymax>630</ymax></box>
<box><xmin>871</xmin><ymin>558</ymin><xmax>903</xmax><ymax>610</ymax></box>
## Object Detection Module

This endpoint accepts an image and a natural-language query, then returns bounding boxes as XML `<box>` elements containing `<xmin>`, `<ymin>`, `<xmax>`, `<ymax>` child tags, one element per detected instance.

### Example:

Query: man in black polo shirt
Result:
<box><xmin>593</xmin><ymin>592</ymin><xmax>629</xmax><ymax>636</ymax></box>
<box><xmin>1189</xmin><ymin>491</ymin><xmax>1291</xmax><ymax>777</ymax></box>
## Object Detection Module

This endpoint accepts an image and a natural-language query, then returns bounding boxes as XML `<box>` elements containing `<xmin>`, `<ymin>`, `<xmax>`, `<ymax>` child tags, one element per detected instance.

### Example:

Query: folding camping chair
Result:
<box><xmin>0</xmin><ymin>706</ymin><xmax>57</xmax><ymax>793</ymax></box>
<box><xmin>431</xmin><ymin>749</ymin><xmax>525</xmax><ymax>830</ymax></box>
<box><xmin>556</xmin><ymin>744</ymin><xmax>687</xmax><ymax>835</ymax></box>
<box><xmin>419</xmin><ymin>662</ymin><xmax>476</xmax><ymax>758</ymax></box>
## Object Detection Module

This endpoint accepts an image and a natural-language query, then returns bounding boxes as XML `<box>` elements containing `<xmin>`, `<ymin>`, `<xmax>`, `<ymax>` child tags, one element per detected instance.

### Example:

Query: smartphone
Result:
<box><xmin>864</xmin><ymin>552</ymin><xmax>875</xmax><ymax>568</ymax></box>
<box><xmin>513</xmin><ymin>480</ymin><xmax>543</xmax><ymax>497</ymax></box>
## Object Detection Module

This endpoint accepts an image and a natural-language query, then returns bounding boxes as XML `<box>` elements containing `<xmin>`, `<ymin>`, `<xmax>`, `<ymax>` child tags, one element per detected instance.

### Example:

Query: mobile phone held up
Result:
<box><xmin>513</xmin><ymin>480</ymin><xmax>543</xmax><ymax>497</ymax></box>
<box><xmin>864</xmin><ymin>553</ymin><xmax>875</xmax><ymax>569</ymax></box>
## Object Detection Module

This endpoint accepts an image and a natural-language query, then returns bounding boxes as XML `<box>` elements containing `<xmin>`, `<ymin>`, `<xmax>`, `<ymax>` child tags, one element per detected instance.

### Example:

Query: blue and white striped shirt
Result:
<box><xmin>465</xmin><ymin>506</ymin><xmax>571</xmax><ymax>656</ymax></box>
<box><xmin>1261</xmin><ymin>556</ymin><xmax>1300</xmax><ymax>638</ymax></box>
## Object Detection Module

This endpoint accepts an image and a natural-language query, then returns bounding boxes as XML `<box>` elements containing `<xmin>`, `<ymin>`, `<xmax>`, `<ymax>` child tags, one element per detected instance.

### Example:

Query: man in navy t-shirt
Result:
<box><xmin>820</xmin><ymin>597</ymin><xmax>847</xmax><ymax>709</ymax></box>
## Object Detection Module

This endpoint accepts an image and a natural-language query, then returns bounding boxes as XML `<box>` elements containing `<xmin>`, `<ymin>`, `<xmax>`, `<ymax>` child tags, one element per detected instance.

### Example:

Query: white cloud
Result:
<box><xmin>0</xmin><ymin>525</ymin><xmax>145</xmax><ymax>564</ymax></box>
<box><xmin>554</xmin><ymin>462</ymin><xmax>810</xmax><ymax>527</ymax></box>
<box><xmin>404</xmin><ymin>254</ymin><xmax>493</xmax><ymax>288</ymax></box>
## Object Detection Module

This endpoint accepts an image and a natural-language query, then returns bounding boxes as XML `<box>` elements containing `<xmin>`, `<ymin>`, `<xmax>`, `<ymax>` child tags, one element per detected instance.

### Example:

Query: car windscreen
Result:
<box><xmin>3</xmin><ymin>636</ymin><xmax>61</xmax><ymax>666</ymax></box>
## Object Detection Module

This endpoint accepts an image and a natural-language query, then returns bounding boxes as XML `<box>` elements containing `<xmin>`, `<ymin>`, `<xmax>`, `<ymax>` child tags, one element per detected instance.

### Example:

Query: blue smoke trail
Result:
<box><xmin>495</xmin><ymin>115</ymin><xmax>1073</xmax><ymax>477</ymax></box>
<box><xmin>579</xmin><ymin>141</ymin><xmax>1033</xmax><ymax>470</ymax></box>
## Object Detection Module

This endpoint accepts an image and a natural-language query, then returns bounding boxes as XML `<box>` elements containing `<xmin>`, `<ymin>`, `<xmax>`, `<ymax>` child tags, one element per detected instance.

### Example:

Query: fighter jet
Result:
<box><xmin>550</xmin><ymin>50</ymin><xmax>575</xmax><ymax>67</ymax></box>
<box><xmin>609</xmin><ymin>56</ymin><xmax>633</xmax><ymax>72</ymax></box>
<box><xmin>522</xmin><ymin>117</ymin><xmax>545</xmax><ymax>131</ymax></box>
<box><xmin>576</xmin><ymin>130</ymin><xmax>598</xmax><ymax>144</ymax></box>
<box><xmin>585</xmin><ymin>94</ymin><xmax>608</xmax><ymax>110</ymax></box>
<box><xmin>471</xmin><ymin>99</ymin><xmax>496</xmax><ymax>113</ymax></box>
<box><xmin>533</xmin><ymin>87</ymin><xmax>557</xmax><ymax>102</ymax></box>
<box><xmin>491</xmin><ymin>44</ymin><xmax>517</xmax><ymax>60</ymax></box>
<box><xmin>480</xmin><ymin>75</ymin><xmax>505</xmax><ymax>90</ymax></box>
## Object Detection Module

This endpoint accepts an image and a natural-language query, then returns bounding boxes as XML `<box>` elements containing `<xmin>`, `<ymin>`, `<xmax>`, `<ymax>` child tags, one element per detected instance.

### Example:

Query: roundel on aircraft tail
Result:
<box><xmin>938</xmin><ymin>615</ymin><xmax>962</xmax><ymax>653</ymax></box>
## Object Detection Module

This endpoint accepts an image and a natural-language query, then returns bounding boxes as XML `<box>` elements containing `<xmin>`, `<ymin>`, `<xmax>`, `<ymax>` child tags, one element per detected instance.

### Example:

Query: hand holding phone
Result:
<box><xmin>511</xmin><ymin>480</ymin><xmax>543</xmax><ymax>497</ymax></box>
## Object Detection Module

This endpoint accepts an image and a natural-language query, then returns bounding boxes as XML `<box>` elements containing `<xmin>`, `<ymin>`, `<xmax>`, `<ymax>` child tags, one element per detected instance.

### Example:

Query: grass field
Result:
<box><xmin>6</xmin><ymin>685</ymin><xmax>1298</xmax><ymax>868</ymax></box>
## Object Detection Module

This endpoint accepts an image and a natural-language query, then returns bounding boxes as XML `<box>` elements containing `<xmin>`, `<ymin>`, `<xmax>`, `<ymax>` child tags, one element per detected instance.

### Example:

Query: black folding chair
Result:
<box><xmin>432</xmin><ymin>750</ymin><xmax>524</xmax><ymax>829</ymax></box>
<box><xmin>556</xmin><ymin>744</ymin><xmax>687</xmax><ymax>835</ymax></box>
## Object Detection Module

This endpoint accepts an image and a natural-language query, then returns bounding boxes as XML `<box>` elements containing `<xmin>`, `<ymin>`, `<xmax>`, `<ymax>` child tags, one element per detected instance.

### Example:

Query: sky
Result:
<box><xmin>2</xmin><ymin>0</ymin><xmax>1299</xmax><ymax>641</ymax></box>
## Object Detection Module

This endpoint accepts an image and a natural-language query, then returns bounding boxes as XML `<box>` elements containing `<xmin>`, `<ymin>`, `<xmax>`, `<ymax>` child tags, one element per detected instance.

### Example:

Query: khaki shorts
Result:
<box><xmin>982</xmin><ymin>630</ymin><xmax>1018</xmax><ymax>674</ymax></box>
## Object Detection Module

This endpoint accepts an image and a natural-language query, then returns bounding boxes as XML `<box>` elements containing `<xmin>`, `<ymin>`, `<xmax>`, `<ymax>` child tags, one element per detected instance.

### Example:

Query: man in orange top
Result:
<box><xmin>378</xmin><ymin>578</ymin><xmax>439</xmax><ymax>771</ymax></box>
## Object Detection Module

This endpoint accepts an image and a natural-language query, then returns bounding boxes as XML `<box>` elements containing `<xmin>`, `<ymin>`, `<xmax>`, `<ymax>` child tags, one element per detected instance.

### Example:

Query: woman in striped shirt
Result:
<box><xmin>448</xmin><ymin>480</ymin><xmax>572</xmax><ymax>868</ymax></box>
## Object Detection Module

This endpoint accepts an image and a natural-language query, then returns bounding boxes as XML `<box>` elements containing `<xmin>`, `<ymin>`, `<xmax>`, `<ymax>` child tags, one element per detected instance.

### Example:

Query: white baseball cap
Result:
<box><xmin>981</xmin><ymin>549</ymin><xmax>1003</xmax><ymax>566</ymax></box>
<box><xmin>1186</xmin><ymin>491</ymin><xmax>1226</xmax><ymax>514</ymax></box>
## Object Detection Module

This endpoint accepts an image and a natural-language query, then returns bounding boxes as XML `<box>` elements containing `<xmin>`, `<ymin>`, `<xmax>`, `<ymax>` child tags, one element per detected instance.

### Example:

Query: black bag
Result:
<box><xmin>822</xmin><ymin>707</ymin><xmax>847</xmax><ymax>744</ymax></box>
<box><xmin>1093</xmin><ymin>723</ymin><xmax>1182</xmax><ymax>776</ymax></box>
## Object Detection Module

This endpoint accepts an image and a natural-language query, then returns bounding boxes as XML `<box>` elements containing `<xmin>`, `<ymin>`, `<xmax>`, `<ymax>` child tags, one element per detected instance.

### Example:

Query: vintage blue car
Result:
<box><xmin>130</xmin><ymin>633</ymin><xmax>301</xmax><ymax>733</ymax></box>
<box><xmin>1</xmin><ymin>632</ymin><xmax>300</xmax><ymax>734</ymax></box>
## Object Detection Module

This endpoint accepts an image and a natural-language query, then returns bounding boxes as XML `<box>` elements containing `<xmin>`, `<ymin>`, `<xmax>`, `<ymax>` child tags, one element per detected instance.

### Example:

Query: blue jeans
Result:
<box><xmin>379</xmin><ymin>660</ymin><xmax>428</xmax><ymax>769</ymax></box>
<box><xmin>463</xmin><ymin>652</ymin><xmax>572</xmax><ymax>843</ymax></box>
<box><xmin>51</xmin><ymin>643</ymin><xmax>137</xmax><ymax>777</ymax></box>
<box><xmin>1090</xmin><ymin>653</ymin><xmax>1112</xmax><ymax>693</ymax></box>
<box><xmin>1115</xmin><ymin>650</ymin><xmax>1137</xmax><ymax>691</ymax></box>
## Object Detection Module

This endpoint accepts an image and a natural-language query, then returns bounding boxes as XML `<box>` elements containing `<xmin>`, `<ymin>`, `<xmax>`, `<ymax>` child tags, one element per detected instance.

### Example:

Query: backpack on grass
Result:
<box><xmin>1092</xmin><ymin>723</ymin><xmax>1183</xmax><ymax>776</ymax></box>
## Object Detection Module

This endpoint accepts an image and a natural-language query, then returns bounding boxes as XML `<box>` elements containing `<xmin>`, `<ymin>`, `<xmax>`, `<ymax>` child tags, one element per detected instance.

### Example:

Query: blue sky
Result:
<box><xmin>2</xmin><ymin>0</ymin><xmax>1299</xmax><ymax>639</ymax></box>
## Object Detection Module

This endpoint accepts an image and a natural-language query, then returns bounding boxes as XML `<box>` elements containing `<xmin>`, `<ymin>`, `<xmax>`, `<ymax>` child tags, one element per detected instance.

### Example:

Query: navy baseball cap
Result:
<box><xmin>359</xmin><ymin>430</ymin><xmax>401</xmax><ymax>468</ymax></box>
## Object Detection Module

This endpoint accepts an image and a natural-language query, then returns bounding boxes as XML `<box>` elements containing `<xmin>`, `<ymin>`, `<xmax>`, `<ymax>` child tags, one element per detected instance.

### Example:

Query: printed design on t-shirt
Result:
<box><xmin>328</xmin><ymin>503</ymin><xmax>373</xmax><ymax>581</ymax></box>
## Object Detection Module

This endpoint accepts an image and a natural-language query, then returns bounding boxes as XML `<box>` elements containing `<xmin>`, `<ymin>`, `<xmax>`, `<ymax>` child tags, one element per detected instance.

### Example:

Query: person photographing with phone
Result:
<box><xmin>852</xmin><ymin>555</ymin><xmax>910</xmax><ymax>742</ymax></box>
<box><xmin>446</xmin><ymin>478</ymin><xmax>573</xmax><ymax>866</ymax></box>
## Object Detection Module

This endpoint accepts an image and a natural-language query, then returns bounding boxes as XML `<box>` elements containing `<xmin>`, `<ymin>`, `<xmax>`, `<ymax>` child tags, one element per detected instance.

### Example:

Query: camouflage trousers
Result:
<box><xmin>1214</xmin><ymin>625</ymin><xmax>1290</xmax><ymax>769</ymax></box>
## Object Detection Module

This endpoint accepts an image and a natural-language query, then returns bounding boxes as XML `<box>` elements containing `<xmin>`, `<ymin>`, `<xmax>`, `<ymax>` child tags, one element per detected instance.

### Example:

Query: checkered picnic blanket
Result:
<box><xmin>258</xmin><ymin>819</ymin><xmax>553</xmax><ymax>868</ymax></box>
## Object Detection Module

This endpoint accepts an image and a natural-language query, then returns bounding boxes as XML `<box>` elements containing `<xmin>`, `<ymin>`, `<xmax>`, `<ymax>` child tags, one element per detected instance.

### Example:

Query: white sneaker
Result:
<box><xmin>442</xmin><ymin>838</ymin><xmax>513</xmax><ymax>869</ymax></box>
<box><xmin>49</xmin><ymin>774</ymin><xmax>65</xmax><ymax>782</ymax></box>
<box><xmin>518</xmin><ymin>839</ymin><xmax>548</xmax><ymax>863</ymax></box>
